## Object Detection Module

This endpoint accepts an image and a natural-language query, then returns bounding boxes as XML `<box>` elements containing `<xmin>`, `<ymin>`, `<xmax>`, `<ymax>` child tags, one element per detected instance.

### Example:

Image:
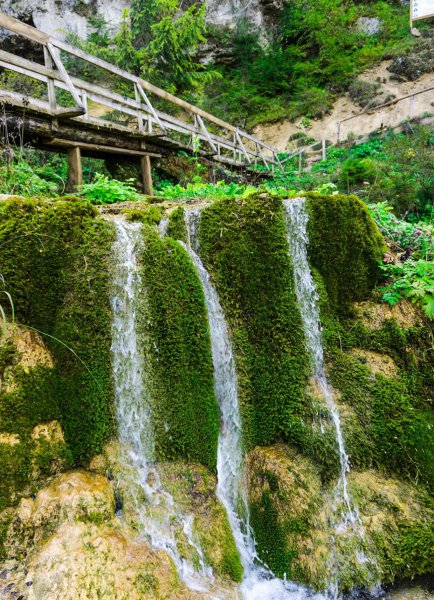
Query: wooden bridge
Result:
<box><xmin>0</xmin><ymin>12</ymin><xmax>281</xmax><ymax>193</ymax></box>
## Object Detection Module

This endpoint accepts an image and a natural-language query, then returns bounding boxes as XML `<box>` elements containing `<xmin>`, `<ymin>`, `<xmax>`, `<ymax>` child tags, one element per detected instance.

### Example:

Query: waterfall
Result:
<box><xmin>282</xmin><ymin>198</ymin><xmax>356</xmax><ymax>526</ymax></box>
<box><xmin>110</xmin><ymin>217</ymin><xmax>214</xmax><ymax>593</ymax></box>
<box><xmin>184</xmin><ymin>209</ymin><xmax>328</xmax><ymax>600</ymax></box>
<box><xmin>283</xmin><ymin>198</ymin><xmax>367</xmax><ymax>598</ymax></box>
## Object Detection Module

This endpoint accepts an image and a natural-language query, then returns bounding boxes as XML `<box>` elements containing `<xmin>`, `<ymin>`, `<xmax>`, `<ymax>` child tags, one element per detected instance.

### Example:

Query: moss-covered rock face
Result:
<box><xmin>166</xmin><ymin>206</ymin><xmax>187</xmax><ymax>242</ymax></box>
<box><xmin>305</xmin><ymin>193</ymin><xmax>387</xmax><ymax>313</ymax></box>
<box><xmin>138</xmin><ymin>226</ymin><xmax>219</xmax><ymax>469</ymax></box>
<box><xmin>199</xmin><ymin>193</ymin><xmax>309</xmax><ymax>450</ymax></box>
<box><xmin>0</xmin><ymin>326</ymin><xmax>71</xmax><ymax>514</ymax></box>
<box><xmin>0</xmin><ymin>197</ymin><xmax>115</xmax><ymax>470</ymax></box>
<box><xmin>247</xmin><ymin>444</ymin><xmax>434</xmax><ymax>593</ymax></box>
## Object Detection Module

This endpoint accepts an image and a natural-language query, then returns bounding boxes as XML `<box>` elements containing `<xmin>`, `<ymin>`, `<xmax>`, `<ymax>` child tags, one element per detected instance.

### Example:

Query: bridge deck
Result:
<box><xmin>0</xmin><ymin>12</ymin><xmax>281</xmax><ymax>192</ymax></box>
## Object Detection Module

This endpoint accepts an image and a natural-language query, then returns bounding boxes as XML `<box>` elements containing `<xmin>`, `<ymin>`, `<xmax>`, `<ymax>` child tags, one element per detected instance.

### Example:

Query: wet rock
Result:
<box><xmin>246</xmin><ymin>444</ymin><xmax>434</xmax><ymax>593</ymax></box>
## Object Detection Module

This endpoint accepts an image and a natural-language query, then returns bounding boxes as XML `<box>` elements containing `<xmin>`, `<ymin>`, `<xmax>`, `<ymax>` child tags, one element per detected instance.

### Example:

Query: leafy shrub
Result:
<box><xmin>78</xmin><ymin>173</ymin><xmax>141</xmax><ymax>204</ymax></box>
<box><xmin>368</xmin><ymin>202</ymin><xmax>434</xmax><ymax>317</ymax></box>
<box><xmin>0</xmin><ymin>162</ymin><xmax>58</xmax><ymax>197</ymax></box>
<box><xmin>339</xmin><ymin>157</ymin><xmax>380</xmax><ymax>189</ymax></box>
<box><xmin>379</xmin><ymin>260</ymin><xmax>434</xmax><ymax>317</ymax></box>
<box><xmin>155</xmin><ymin>178</ymin><xmax>256</xmax><ymax>201</ymax></box>
<box><xmin>368</xmin><ymin>202</ymin><xmax>433</xmax><ymax>261</ymax></box>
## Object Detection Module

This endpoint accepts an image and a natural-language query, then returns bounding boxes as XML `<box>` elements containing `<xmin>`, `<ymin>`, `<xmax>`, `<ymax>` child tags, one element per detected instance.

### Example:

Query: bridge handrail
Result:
<box><xmin>0</xmin><ymin>11</ymin><xmax>280</xmax><ymax>168</ymax></box>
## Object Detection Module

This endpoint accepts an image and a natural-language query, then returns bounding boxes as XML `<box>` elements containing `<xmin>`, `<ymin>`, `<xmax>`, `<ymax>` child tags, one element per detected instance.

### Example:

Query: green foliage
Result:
<box><xmin>367</xmin><ymin>202</ymin><xmax>434</xmax><ymax>317</ymax></box>
<box><xmin>305</xmin><ymin>193</ymin><xmax>387</xmax><ymax>312</ymax></box>
<box><xmin>0</xmin><ymin>162</ymin><xmax>58</xmax><ymax>197</ymax></box>
<box><xmin>200</xmin><ymin>193</ymin><xmax>309</xmax><ymax>449</ymax></box>
<box><xmin>368</xmin><ymin>202</ymin><xmax>433</xmax><ymax>261</ymax></box>
<box><xmin>339</xmin><ymin>157</ymin><xmax>380</xmax><ymax>189</ymax></box>
<box><xmin>68</xmin><ymin>3</ymin><xmax>217</xmax><ymax>101</ymax></box>
<box><xmin>204</xmin><ymin>0</ymin><xmax>415</xmax><ymax>127</ymax></box>
<box><xmin>155</xmin><ymin>178</ymin><xmax>256</xmax><ymax>201</ymax></box>
<box><xmin>78</xmin><ymin>173</ymin><xmax>141</xmax><ymax>204</ymax></box>
<box><xmin>138</xmin><ymin>227</ymin><xmax>219</xmax><ymax>469</ymax></box>
<box><xmin>379</xmin><ymin>260</ymin><xmax>434</xmax><ymax>318</ymax></box>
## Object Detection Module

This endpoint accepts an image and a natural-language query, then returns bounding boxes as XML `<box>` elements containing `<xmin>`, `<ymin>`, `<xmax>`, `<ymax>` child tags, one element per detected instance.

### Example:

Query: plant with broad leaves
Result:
<box><xmin>77</xmin><ymin>173</ymin><xmax>142</xmax><ymax>204</ymax></box>
<box><xmin>379</xmin><ymin>259</ymin><xmax>434</xmax><ymax>318</ymax></box>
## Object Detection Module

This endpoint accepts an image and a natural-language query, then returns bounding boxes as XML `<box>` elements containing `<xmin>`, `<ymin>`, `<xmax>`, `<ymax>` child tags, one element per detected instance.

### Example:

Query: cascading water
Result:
<box><xmin>283</xmin><ymin>198</ymin><xmax>370</xmax><ymax>598</ymax></box>
<box><xmin>110</xmin><ymin>217</ymin><xmax>213</xmax><ymax>592</ymax></box>
<box><xmin>184</xmin><ymin>209</ymin><xmax>328</xmax><ymax>600</ymax></box>
<box><xmin>282</xmin><ymin>198</ymin><xmax>356</xmax><ymax>528</ymax></box>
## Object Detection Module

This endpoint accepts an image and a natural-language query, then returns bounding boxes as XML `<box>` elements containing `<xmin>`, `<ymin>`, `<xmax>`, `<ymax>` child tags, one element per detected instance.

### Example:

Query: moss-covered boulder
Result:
<box><xmin>305</xmin><ymin>193</ymin><xmax>387</xmax><ymax>313</ymax></box>
<box><xmin>246</xmin><ymin>444</ymin><xmax>434</xmax><ymax>592</ymax></box>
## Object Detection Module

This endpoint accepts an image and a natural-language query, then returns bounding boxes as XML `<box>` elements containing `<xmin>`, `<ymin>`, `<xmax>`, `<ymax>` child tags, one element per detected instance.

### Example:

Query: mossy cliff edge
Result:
<box><xmin>0</xmin><ymin>193</ymin><xmax>432</xmax><ymax>595</ymax></box>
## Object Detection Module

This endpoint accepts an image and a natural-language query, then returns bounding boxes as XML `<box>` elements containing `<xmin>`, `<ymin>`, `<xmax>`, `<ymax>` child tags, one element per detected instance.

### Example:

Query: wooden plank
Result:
<box><xmin>46</xmin><ymin>138</ymin><xmax>161</xmax><ymax>157</ymax></box>
<box><xmin>67</xmin><ymin>146</ymin><xmax>82</xmax><ymax>190</ymax></box>
<box><xmin>0</xmin><ymin>49</ymin><xmax>276</xmax><ymax>162</ymax></box>
<box><xmin>46</xmin><ymin>43</ymin><xmax>84</xmax><ymax>109</ymax></box>
<box><xmin>0</xmin><ymin>11</ymin><xmax>49</xmax><ymax>44</ymax></box>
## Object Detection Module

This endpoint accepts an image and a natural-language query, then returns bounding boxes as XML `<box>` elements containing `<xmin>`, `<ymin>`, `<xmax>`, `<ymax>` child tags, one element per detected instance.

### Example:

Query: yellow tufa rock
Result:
<box><xmin>0</xmin><ymin>434</ymin><xmax>20</xmax><ymax>446</ymax></box>
<box><xmin>349</xmin><ymin>349</ymin><xmax>398</xmax><ymax>378</ymax></box>
<box><xmin>354</xmin><ymin>299</ymin><xmax>422</xmax><ymax>330</ymax></box>
<box><xmin>1</xmin><ymin>468</ymin><xmax>240</xmax><ymax>600</ymax></box>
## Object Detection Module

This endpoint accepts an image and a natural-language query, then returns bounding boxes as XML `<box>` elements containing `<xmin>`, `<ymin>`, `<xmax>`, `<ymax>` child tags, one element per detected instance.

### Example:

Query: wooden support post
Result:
<box><xmin>67</xmin><ymin>146</ymin><xmax>82</xmax><ymax>191</ymax></box>
<box><xmin>141</xmin><ymin>155</ymin><xmax>153</xmax><ymax>196</ymax></box>
<box><xmin>322</xmin><ymin>139</ymin><xmax>326</xmax><ymax>161</ymax></box>
<box><xmin>298</xmin><ymin>148</ymin><xmax>303</xmax><ymax>175</ymax></box>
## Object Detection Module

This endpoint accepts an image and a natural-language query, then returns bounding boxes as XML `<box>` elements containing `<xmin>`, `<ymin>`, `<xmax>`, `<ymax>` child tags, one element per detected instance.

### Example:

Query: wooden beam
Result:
<box><xmin>140</xmin><ymin>155</ymin><xmax>153</xmax><ymax>195</ymax></box>
<box><xmin>67</xmin><ymin>146</ymin><xmax>82</xmax><ymax>191</ymax></box>
<box><xmin>46</xmin><ymin>138</ymin><xmax>161</xmax><ymax>157</ymax></box>
<box><xmin>0</xmin><ymin>12</ymin><xmax>49</xmax><ymax>44</ymax></box>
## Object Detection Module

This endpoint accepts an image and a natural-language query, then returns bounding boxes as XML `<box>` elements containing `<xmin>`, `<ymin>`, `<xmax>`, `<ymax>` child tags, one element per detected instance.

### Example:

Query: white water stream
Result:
<box><xmin>283</xmin><ymin>198</ymin><xmax>357</xmax><ymax>528</ymax></box>
<box><xmin>110</xmin><ymin>218</ymin><xmax>214</xmax><ymax>593</ymax></box>
<box><xmin>283</xmin><ymin>198</ymin><xmax>369</xmax><ymax>598</ymax></box>
<box><xmin>184</xmin><ymin>209</ymin><xmax>328</xmax><ymax>600</ymax></box>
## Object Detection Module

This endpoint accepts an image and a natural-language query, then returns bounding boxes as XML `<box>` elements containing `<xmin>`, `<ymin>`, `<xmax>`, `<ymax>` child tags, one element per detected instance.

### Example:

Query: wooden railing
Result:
<box><xmin>0</xmin><ymin>12</ymin><xmax>281</xmax><ymax>171</ymax></box>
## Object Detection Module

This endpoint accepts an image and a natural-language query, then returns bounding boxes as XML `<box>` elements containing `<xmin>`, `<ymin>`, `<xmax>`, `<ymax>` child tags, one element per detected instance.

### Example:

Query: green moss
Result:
<box><xmin>122</xmin><ymin>204</ymin><xmax>163</xmax><ymax>225</ymax></box>
<box><xmin>200</xmin><ymin>193</ymin><xmax>308</xmax><ymax>450</ymax></box>
<box><xmin>305</xmin><ymin>193</ymin><xmax>387</xmax><ymax>313</ymax></box>
<box><xmin>166</xmin><ymin>207</ymin><xmax>187</xmax><ymax>242</ymax></box>
<box><xmin>250</xmin><ymin>486</ymin><xmax>298</xmax><ymax>577</ymax></box>
<box><xmin>247</xmin><ymin>446</ymin><xmax>322</xmax><ymax>580</ymax></box>
<box><xmin>139</xmin><ymin>227</ymin><xmax>219</xmax><ymax>469</ymax></box>
<box><xmin>0</xmin><ymin>197</ymin><xmax>115</xmax><ymax>477</ymax></box>
<box><xmin>328</xmin><ymin>350</ymin><xmax>434</xmax><ymax>488</ymax></box>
